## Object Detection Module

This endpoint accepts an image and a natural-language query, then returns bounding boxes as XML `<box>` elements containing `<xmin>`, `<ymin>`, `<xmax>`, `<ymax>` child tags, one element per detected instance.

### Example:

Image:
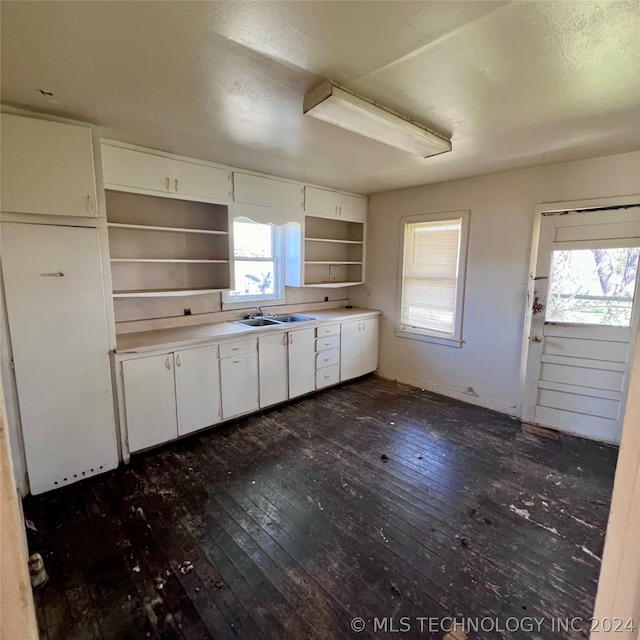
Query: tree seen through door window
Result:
<box><xmin>546</xmin><ymin>247</ymin><xmax>640</xmax><ymax>326</ymax></box>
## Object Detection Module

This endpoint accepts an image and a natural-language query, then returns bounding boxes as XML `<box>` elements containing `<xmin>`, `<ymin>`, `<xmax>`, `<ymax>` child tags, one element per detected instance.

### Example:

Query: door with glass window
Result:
<box><xmin>522</xmin><ymin>207</ymin><xmax>640</xmax><ymax>444</ymax></box>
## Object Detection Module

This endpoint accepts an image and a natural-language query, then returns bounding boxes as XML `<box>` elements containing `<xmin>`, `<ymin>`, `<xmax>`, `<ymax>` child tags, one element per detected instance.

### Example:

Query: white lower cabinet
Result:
<box><xmin>117</xmin><ymin>314</ymin><xmax>379</xmax><ymax>458</ymax></box>
<box><xmin>258</xmin><ymin>333</ymin><xmax>289</xmax><ymax>408</ymax></box>
<box><xmin>175</xmin><ymin>346</ymin><xmax>221</xmax><ymax>436</ymax></box>
<box><xmin>122</xmin><ymin>354</ymin><xmax>178</xmax><ymax>453</ymax></box>
<box><xmin>288</xmin><ymin>328</ymin><xmax>316</xmax><ymax>398</ymax></box>
<box><xmin>220</xmin><ymin>339</ymin><xmax>259</xmax><ymax>419</ymax></box>
<box><xmin>340</xmin><ymin>317</ymin><xmax>380</xmax><ymax>381</ymax></box>
<box><xmin>122</xmin><ymin>345</ymin><xmax>221</xmax><ymax>452</ymax></box>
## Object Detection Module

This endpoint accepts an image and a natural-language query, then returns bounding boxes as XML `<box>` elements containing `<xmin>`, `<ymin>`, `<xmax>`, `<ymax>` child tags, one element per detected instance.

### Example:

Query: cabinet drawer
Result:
<box><xmin>316</xmin><ymin>324</ymin><xmax>340</xmax><ymax>338</ymax></box>
<box><xmin>316</xmin><ymin>336</ymin><xmax>339</xmax><ymax>352</ymax></box>
<box><xmin>219</xmin><ymin>338</ymin><xmax>257</xmax><ymax>359</ymax></box>
<box><xmin>316</xmin><ymin>349</ymin><xmax>339</xmax><ymax>369</ymax></box>
<box><xmin>316</xmin><ymin>365</ymin><xmax>340</xmax><ymax>388</ymax></box>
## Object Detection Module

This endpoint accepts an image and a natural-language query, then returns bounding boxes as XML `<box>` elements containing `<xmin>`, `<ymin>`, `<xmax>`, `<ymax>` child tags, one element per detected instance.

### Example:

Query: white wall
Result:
<box><xmin>352</xmin><ymin>151</ymin><xmax>640</xmax><ymax>415</ymax></box>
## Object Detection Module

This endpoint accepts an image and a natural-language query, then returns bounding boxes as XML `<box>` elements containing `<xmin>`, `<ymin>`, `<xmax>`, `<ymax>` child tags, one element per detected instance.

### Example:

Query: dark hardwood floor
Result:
<box><xmin>24</xmin><ymin>375</ymin><xmax>618</xmax><ymax>640</ymax></box>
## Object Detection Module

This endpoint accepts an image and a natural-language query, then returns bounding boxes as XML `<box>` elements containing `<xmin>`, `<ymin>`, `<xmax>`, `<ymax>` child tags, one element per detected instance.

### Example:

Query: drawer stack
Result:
<box><xmin>315</xmin><ymin>324</ymin><xmax>340</xmax><ymax>388</ymax></box>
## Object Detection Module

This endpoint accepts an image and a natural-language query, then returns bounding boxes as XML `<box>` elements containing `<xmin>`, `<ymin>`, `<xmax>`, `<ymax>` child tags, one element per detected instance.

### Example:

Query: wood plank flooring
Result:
<box><xmin>23</xmin><ymin>375</ymin><xmax>618</xmax><ymax>640</ymax></box>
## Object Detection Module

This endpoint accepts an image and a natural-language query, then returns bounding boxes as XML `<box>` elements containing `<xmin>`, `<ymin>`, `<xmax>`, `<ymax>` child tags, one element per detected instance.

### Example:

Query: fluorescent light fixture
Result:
<box><xmin>303</xmin><ymin>81</ymin><xmax>451</xmax><ymax>158</ymax></box>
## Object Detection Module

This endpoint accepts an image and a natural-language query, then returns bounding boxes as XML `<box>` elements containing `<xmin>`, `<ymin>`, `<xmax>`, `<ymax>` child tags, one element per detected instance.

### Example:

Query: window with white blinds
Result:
<box><xmin>398</xmin><ymin>212</ymin><xmax>469</xmax><ymax>343</ymax></box>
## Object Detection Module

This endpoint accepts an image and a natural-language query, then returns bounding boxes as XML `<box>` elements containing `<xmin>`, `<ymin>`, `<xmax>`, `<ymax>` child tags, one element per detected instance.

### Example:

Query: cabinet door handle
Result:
<box><xmin>323</xmin><ymin>358</ymin><xmax>330</xmax><ymax>362</ymax></box>
<box><xmin>41</xmin><ymin>271</ymin><xmax>64</xmax><ymax>277</ymax></box>
<box><xmin>165</xmin><ymin>357</ymin><xmax>171</xmax><ymax>369</ymax></box>
<box><xmin>86</xmin><ymin>195</ymin><xmax>91</xmax><ymax>212</ymax></box>
<box><xmin>289</xmin><ymin>334</ymin><xmax>293</xmax><ymax>344</ymax></box>
<box><xmin>282</xmin><ymin>334</ymin><xmax>287</xmax><ymax>345</ymax></box>
<box><xmin>176</xmin><ymin>354</ymin><xmax>181</xmax><ymax>367</ymax></box>
<box><xmin>232</xmin><ymin>359</ymin><xmax>243</xmax><ymax>364</ymax></box>
<box><xmin>174</xmin><ymin>178</ymin><xmax>179</xmax><ymax>192</ymax></box>
<box><xmin>232</xmin><ymin>346</ymin><xmax>241</xmax><ymax>351</ymax></box>
<box><xmin>165</xmin><ymin>176</ymin><xmax>170</xmax><ymax>190</ymax></box>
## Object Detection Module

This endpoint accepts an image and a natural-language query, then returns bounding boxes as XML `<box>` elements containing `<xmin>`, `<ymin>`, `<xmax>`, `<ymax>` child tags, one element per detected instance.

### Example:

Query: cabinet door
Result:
<box><xmin>102</xmin><ymin>144</ymin><xmax>172</xmax><ymax>194</ymax></box>
<box><xmin>234</xmin><ymin>173</ymin><xmax>301</xmax><ymax>211</ymax></box>
<box><xmin>220</xmin><ymin>351</ymin><xmax>259</xmax><ymax>419</ymax></box>
<box><xmin>123</xmin><ymin>354</ymin><xmax>178</xmax><ymax>453</ymax></box>
<box><xmin>172</xmin><ymin>159</ymin><xmax>230</xmax><ymax>202</ymax></box>
<box><xmin>175</xmin><ymin>346</ymin><xmax>221</xmax><ymax>436</ymax></box>
<box><xmin>339</xmin><ymin>193</ymin><xmax>367</xmax><ymax>223</ymax></box>
<box><xmin>288</xmin><ymin>328</ymin><xmax>316</xmax><ymax>398</ymax></box>
<box><xmin>1</xmin><ymin>114</ymin><xmax>97</xmax><ymax>216</ymax></box>
<box><xmin>2</xmin><ymin>223</ymin><xmax>118</xmax><ymax>494</ymax></box>
<box><xmin>340</xmin><ymin>320</ymin><xmax>362</xmax><ymax>382</ymax></box>
<box><xmin>360</xmin><ymin>318</ymin><xmax>379</xmax><ymax>375</ymax></box>
<box><xmin>258</xmin><ymin>334</ymin><xmax>289</xmax><ymax>407</ymax></box>
<box><xmin>304</xmin><ymin>186</ymin><xmax>339</xmax><ymax>218</ymax></box>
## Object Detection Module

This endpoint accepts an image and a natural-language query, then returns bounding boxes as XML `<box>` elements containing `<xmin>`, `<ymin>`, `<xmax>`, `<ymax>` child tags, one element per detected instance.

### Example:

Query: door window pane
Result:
<box><xmin>546</xmin><ymin>247</ymin><xmax>640</xmax><ymax>326</ymax></box>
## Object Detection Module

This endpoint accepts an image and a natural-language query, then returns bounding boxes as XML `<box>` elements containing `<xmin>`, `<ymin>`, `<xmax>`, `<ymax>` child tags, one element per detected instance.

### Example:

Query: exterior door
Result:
<box><xmin>1</xmin><ymin>223</ymin><xmax>117</xmax><ymax>493</ymax></box>
<box><xmin>522</xmin><ymin>207</ymin><xmax>640</xmax><ymax>444</ymax></box>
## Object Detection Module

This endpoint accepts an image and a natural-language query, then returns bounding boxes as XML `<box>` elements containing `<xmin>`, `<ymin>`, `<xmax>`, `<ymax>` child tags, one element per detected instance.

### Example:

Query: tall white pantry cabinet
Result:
<box><xmin>1</xmin><ymin>113</ymin><xmax>118</xmax><ymax>494</ymax></box>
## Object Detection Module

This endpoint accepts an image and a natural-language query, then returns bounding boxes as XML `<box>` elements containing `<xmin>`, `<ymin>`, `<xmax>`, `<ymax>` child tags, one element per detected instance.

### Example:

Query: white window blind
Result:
<box><xmin>401</xmin><ymin>218</ymin><xmax>462</xmax><ymax>336</ymax></box>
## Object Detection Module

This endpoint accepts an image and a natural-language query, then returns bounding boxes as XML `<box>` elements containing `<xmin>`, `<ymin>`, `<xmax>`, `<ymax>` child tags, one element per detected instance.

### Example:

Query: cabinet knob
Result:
<box><xmin>165</xmin><ymin>357</ymin><xmax>171</xmax><ymax>369</ymax></box>
<box><xmin>176</xmin><ymin>354</ymin><xmax>181</xmax><ymax>367</ymax></box>
<box><xmin>165</xmin><ymin>177</ymin><xmax>170</xmax><ymax>191</ymax></box>
<box><xmin>174</xmin><ymin>178</ymin><xmax>179</xmax><ymax>192</ymax></box>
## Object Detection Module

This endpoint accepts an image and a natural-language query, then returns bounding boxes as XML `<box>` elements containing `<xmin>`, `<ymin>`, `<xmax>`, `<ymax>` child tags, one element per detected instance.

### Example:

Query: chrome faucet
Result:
<box><xmin>243</xmin><ymin>306</ymin><xmax>264</xmax><ymax>319</ymax></box>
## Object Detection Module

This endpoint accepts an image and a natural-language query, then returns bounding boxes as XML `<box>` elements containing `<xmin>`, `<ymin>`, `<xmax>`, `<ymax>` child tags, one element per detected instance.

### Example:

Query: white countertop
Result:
<box><xmin>115</xmin><ymin>307</ymin><xmax>381</xmax><ymax>354</ymax></box>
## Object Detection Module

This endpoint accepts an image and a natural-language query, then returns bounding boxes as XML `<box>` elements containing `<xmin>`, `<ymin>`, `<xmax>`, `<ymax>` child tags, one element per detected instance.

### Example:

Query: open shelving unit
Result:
<box><xmin>287</xmin><ymin>215</ymin><xmax>364</xmax><ymax>287</ymax></box>
<box><xmin>105</xmin><ymin>190</ymin><xmax>231</xmax><ymax>297</ymax></box>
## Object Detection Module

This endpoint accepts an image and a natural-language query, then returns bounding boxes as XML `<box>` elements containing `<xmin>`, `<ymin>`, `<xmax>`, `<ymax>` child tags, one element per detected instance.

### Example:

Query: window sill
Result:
<box><xmin>394</xmin><ymin>328</ymin><xmax>463</xmax><ymax>348</ymax></box>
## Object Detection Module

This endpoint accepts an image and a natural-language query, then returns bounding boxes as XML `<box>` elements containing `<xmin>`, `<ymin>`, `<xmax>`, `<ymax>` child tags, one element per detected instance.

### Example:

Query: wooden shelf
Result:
<box><xmin>303</xmin><ymin>281</ymin><xmax>363</xmax><ymax>288</ymax></box>
<box><xmin>108</xmin><ymin>223</ymin><xmax>228</xmax><ymax>236</ymax></box>
<box><xmin>113</xmin><ymin>288</ymin><xmax>226</xmax><ymax>298</ymax></box>
<box><xmin>305</xmin><ymin>261</ymin><xmax>362</xmax><ymax>265</ymax></box>
<box><xmin>305</xmin><ymin>238</ymin><xmax>363</xmax><ymax>245</ymax></box>
<box><xmin>110</xmin><ymin>258</ymin><xmax>229</xmax><ymax>264</ymax></box>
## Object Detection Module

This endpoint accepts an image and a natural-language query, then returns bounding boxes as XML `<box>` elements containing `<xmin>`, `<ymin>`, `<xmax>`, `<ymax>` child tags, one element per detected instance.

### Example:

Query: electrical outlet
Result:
<box><xmin>324</xmin><ymin>296</ymin><xmax>329</xmax><ymax>302</ymax></box>
<box><xmin>184</xmin><ymin>308</ymin><xmax>192</xmax><ymax>316</ymax></box>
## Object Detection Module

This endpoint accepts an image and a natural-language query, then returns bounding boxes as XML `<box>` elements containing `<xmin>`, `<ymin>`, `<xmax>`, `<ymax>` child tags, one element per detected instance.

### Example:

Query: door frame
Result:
<box><xmin>520</xmin><ymin>194</ymin><xmax>640</xmax><ymax>430</ymax></box>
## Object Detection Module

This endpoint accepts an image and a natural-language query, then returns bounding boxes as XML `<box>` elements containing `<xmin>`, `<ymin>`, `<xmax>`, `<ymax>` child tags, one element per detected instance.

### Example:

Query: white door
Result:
<box><xmin>1</xmin><ymin>114</ymin><xmax>98</xmax><ymax>216</ymax></box>
<box><xmin>220</xmin><ymin>353</ymin><xmax>259</xmax><ymax>419</ymax></box>
<box><xmin>175</xmin><ymin>346</ymin><xmax>221</xmax><ymax>436</ymax></box>
<box><xmin>1</xmin><ymin>223</ymin><xmax>117</xmax><ymax>493</ymax></box>
<box><xmin>122</xmin><ymin>354</ymin><xmax>177</xmax><ymax>452</ymax></box>
<box><xmin>288</xmin><ymin>328</ymin><xmax>316</xmax><ymax>398</ymax></box>
<box><xmin>340</xmin><ymin>320</ymin><xmax>362</xmax><ymax>381</ymax></box>
<box><xmin>360</xmin><ymin>317</ymin><xmax>380</xmax><ymax>375</ymax></box>
<box><xmin>258</xmin><ymin>334</ymin><xmax>289</xmax><ymax>408</ymax></box>
<box><xmin>172</xmin><ymin>159</ymin><xmax>229</xmax><ymax>202</ymax></box>
<box><xmin>522</xmin><ymin>207</ymin><xmax>640</xmax><ymax>444</ymax></box>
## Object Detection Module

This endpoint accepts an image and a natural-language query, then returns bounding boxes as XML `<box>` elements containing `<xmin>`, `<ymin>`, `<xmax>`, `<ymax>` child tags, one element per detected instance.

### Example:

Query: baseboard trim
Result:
<box><xmin>376</xmin><ymin>368</ymin><xmax>520</xmax><ymax>417</ymax></box>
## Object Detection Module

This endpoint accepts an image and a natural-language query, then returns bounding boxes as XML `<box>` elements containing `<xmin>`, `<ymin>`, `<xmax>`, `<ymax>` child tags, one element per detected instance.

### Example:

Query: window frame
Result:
<box><xmin>395</xmin><ymin>210</ymin><xmax>470</xmax><ymax>348</ymax></box>
<box><xmin>222</xmin><ymin>219</ymin><xmax>285</xmax><ymax>309</ymax></box>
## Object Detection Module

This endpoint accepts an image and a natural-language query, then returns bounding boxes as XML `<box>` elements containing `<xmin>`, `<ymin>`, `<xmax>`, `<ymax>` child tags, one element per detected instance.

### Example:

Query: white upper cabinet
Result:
<box><xmin>172</xmin><ymin>159</ymin><xmax>230</xmax><ymax>202</ymax></box>
<box><xmin>102</xmin><ymin>143</ymin><xmax>230</xmax><ymax>203</ymax></box>
<box><xmin>232</xmin><ymin>172</ymin><xmax>303</xmax><ymax>225</ymax></box>
<box><xmin>304</xmin><ymin>186</ymin><xmax>367</xmax><ymax>223</ymax></box>
<box><xmin>102</xmin><ymin>145</ymin><xmax>172</xmax><ymax>194</ymax></box>
<box><xmin>1</xmin><ymin>113</ymin><xmax>98</xmax><ymax>217</ymax></box>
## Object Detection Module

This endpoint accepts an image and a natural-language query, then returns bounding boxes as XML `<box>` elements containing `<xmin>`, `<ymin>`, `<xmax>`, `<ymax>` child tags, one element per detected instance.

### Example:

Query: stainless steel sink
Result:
<box><xmin>269</xmin><ymin>315</ymin><xmax>314</xmax><ymax>323</ymax></box>
<box><xmin>235</xmin><ymin>317</ymin><xmax>282</xmax><ymax>327</ymax></box>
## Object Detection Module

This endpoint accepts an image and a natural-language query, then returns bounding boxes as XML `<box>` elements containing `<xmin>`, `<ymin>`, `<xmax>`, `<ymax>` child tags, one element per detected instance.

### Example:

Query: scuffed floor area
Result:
<box><xmin>24</xmin><ymin>375</ymin><xmax>617</xmax><ymax>639</ymax></box>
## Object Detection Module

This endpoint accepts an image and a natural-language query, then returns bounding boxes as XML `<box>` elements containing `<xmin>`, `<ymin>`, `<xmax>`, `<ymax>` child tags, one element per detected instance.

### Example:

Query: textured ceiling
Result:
<box><xmin>1</xmin><ymin>1</ymin><xmax>639</xmax><ymax>194</ymax></box>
